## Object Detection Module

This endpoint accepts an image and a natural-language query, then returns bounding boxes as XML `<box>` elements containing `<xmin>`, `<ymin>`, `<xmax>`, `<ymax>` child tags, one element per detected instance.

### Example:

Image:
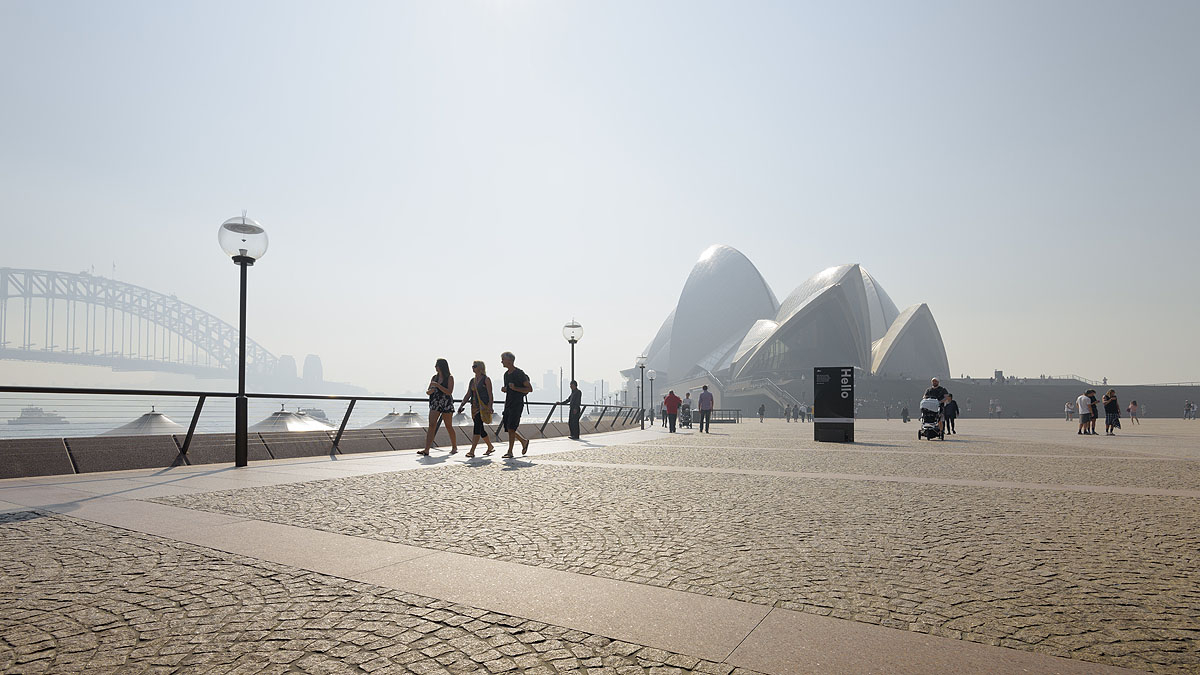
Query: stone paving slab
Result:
<box><xmin>0</xmin><ymin>511</ymin><xmax>763</xmax><ymax>675</ymax></box>
<box><xmin>726</xmin><ymin>607</ymin><xmax>1131</xmax><ymax>675</ymax></box>
<box><xmin>355</xmin><ymin>546</ymin><xmax>771</xmax><ymax>664</ymax></box>
<box><xmin>151</xmin><ymin>460</ymin><xmax>1200</xmax><ymax>673</ymax></box>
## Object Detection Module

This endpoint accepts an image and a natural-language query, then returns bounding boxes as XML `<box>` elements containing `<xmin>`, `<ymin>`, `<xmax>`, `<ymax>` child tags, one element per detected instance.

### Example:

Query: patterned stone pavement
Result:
<box><xmin>149</xmin><ymin>423</ymin><xmax>1200</xmax><ymax>673</ymax></box>
<box><xmin>0</xmin><ymin>511</ymin><xmax>760</xmax><ymax>675</ymax></box>
<box><xmin>555</xmin><ymin>442</ymin><xmax>1200</xmax><ymax>489</ymax></box>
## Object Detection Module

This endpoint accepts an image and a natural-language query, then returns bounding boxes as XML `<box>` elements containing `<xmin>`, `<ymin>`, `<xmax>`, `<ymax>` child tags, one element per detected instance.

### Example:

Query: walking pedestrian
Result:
<box><xmin>421</xmin><ymin>358</ymin><xmax>458</xmax><ymax>456</ymax></box>
<box><xmin>757</xmin><ymin>403</ymin><xmax>765</xmax><ymax>422</ymax></box>
<box><xmin>1186</xmin><ymin>400</ymin><xmax>1194</xmax><ymax>420</ymax></box>
<box><xmin>697</xmin><ymin>385</ymin><xmax>714</xmax><ymax>433</ymax></box>
<box><xmin>498</xmin><ymin>351</ymin><xmax>532</xmax><ymax>458</ymax></box>
<box><xmin>457</xmin><ymin>360</ymin><xmax>496</xmax><ymax>457</ymax></box>
<box><xmin>561</xmin><ymin>379</ymin><xmax>583</xmax><ymax>440</ymax></box>
<box><xmin>1127</xmin><ymin>400</ymin><xmax>1140</xmax><ymax>425</ymax></box>
<box><xmin>1102</xmin><ymin>389</ymin><xmax>1121</xmax><ymax>435</ymax></box>
<box><xmin>901</xmin><ymin>405</ymin><xmax>909</xmax><ymax>423</ymax></box>
<box><xmin>943</xmin><ymin>394</ymin><xmax>960</xmax><ymax>434</ymax></box>
<box><xmin>1087</xmin><ymin>391</ymin><xmax>1099</xmax><ymax>434</ymax></box>
<box><xmin>661</xmin><ymin>397</ymin><xmax>668</xmax><ymax>428</ymax></box>
<box><xmin>1064</xmin><ymin>401</ymin><xmax>1074</xmax><ymax>421</ymax></box>
<box><xmin>664</xmin><ymin>390</ymin><xmax>681</xmax><ymax>432</ymax></box>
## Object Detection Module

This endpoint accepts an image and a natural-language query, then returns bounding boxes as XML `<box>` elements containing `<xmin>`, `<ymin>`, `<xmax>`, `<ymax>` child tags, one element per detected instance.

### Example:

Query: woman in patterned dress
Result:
<box><xmin>420</xmin><ymin>358</ymin><xmax>458</xmax><ymax>456</ymax></box>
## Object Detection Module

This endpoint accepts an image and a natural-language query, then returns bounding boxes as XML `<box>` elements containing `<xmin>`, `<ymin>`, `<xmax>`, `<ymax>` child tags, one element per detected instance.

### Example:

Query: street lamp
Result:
<box><xmin>219</xmin><ymin>215</ymin><xmax>269</xmax><ymax>468</ymax></box>
<box><xmin>648</xmin><ymin>369</ymin><xmax>656</xmax><ymax>426</ymax></box>
<box><xmin>636</xmin><ymin>354</ymin><xmax>647</xmax><ymax>429</ymax></box>
<box><xmin>563</xmin><ymin>319</ymin><xmax>583</xmax><ymax>384</ymax></box>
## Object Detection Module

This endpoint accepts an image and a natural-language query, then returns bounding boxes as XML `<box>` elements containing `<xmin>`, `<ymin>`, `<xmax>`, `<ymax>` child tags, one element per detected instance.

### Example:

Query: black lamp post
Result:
<box><xmin>562</xmin><ymin>319</ymin><xmax>583</xmax><ymax>383</ymax></box>
<box><xmin>219</xmin><ymin>215</ymin><xmax>268</xmax><ymax>468</ymax></box>
<box><xmin>636</xmin><ymin>354</ymin><xmax>647</xmax><ymax>429</ymax></box>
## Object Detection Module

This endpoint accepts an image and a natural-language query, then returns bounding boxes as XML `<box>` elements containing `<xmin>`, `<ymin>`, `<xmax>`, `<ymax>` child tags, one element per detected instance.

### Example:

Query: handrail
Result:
<box><xmin>1</xmin><ymin>384</ymin><xmax>641</xmax><ymax>462</ymax></box>
<box><xmin>747</xmin><ymin>378</ymin><xmax>800</xmax><ymax>407</ymax></box>
<box><xmin>0</xmin><ymin>384</ymin><xmax>641</xmax><ymax>411</ymax></box>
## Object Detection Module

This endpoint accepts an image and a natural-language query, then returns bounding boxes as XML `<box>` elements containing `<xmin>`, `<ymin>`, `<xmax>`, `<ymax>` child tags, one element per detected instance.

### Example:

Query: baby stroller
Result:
<box><xmin>680</xmin><ymin>402</ymin><xmax>692</xmax><ymax>428</ymax></box>
<box><xmin>917</xmin><ymin>398</ymin><xmax>945</xmax><ymax>440</ymax></box>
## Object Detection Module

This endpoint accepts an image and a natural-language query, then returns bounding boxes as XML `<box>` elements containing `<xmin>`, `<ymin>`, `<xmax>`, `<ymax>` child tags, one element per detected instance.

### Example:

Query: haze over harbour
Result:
<box><xmin>2</xmin><ymin>1</ymin><xmax>1198</xmax><ymax>395</ymax></box>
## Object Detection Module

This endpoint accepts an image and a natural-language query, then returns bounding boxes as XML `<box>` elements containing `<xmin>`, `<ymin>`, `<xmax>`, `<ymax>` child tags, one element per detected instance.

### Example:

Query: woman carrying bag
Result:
<box><xmin>458</xmin><ymin>360</ymin><xmax>496</xmax><ymax>458</ymax></box>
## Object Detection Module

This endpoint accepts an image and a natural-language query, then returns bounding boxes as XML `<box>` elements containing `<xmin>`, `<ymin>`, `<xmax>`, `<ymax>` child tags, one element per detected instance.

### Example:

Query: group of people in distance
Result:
<box><xmin>780</xmin><ymin>404</ymin><xmax>811</xmax><ymax>422</ymax></box>
<box><xmin>657</xmin><ymin>385</ymin><xmax>717</xmax><ymax>433</ymax></box>
<box><xmin>421</xmin><ymin>351</ymin><xmax>541</xmax><ymax>459</ymax></box>
<box><xmin>1074</xmin><ymin>388</ymin><xmax>1131</xmax><ymax>436</ymax></box>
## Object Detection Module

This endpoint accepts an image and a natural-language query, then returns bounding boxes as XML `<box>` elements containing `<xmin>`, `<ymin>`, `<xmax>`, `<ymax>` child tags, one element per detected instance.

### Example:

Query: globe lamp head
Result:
<box><xmin>219</xmin><ymin>216</ymin><xmax>269</xmax><ymax>262</ymax></box>
<box><xmin>562</xmin><ymin>320</ymin><xmax>584</xmax><ymax>343</ymax></box>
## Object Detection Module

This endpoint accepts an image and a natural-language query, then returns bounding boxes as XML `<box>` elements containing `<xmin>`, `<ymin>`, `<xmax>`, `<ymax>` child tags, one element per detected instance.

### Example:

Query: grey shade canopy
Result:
<box><xmin>364</xmin><ymin>407</ymin><xmax>425</xmax><ymax>429</ymax></box>
<box><xmin>103</xmin><ymin>408</ymin><xmax>185</xmax><ymax>436</ymax></box>
<box><xmin>249</xmin><ymin>408</ymin><xmax>334</xmax><ymax>432</ymax></box>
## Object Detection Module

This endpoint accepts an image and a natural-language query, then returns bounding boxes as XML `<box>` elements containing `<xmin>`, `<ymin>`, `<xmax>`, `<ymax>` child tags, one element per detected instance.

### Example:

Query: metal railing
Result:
<box><xmin>0</xmin><ymin>384</ymin><xmax>641</xmax><ymax>459</ymax></box>
<box><xmin>744</xmin><ymin>378</ymin><xmax>800</xmax><ymax>407</ymax></box>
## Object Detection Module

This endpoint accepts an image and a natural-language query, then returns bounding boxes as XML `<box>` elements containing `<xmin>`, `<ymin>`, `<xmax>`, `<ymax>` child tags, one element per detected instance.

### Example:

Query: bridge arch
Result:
<box><xmin>0</xmin><ymin>268</ymin><xmax>277</xmax><ymax>377</ymax></box>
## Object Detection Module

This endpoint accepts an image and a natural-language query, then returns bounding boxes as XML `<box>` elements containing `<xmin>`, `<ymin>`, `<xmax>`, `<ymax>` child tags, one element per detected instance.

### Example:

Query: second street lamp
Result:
<box><xmin>636</xmin><ymin>354</ymin><xmax>647</xmax><ymax>429</ymax></box>
<box><xmin>648</xmin><ymin>369</ymin><xmax>656</xmax><ymax>427</ymax></box>
<box><xmin>562</xmin><ymin>320</ymin><xmax>583</xmax><ymax>383</ymax></box>
<box><xmin>218</xmin><ymin>214</ymin><xmax>269</xmax><ymax>468</ymax></box>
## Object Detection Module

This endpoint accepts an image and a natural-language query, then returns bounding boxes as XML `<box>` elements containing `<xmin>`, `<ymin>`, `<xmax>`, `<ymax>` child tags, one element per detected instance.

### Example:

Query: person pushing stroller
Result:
<box><xmin>924</xmin><ymin>378</ymin><xmax>950</xmax><ymax>433</ymax></box>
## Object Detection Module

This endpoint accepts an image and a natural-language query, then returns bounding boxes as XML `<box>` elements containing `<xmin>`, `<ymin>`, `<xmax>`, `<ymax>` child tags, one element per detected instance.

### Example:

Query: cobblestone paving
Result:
<box><xmin>0</xmin><ymin>511</ymin><xmax>762</xmax><ymax>675</ymax></box>
<box><xmin>153</xmin><ymin>461</ymin><xmax>1200</xmax><ymax>672</ymax></box>
<box><xmin>554</xmin><ymin>443</ymin><xmax>1200</xmax><ymax>490</ymax></box>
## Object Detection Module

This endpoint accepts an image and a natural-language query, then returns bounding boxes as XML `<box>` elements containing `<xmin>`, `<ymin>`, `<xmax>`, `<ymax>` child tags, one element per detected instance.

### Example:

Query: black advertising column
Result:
<box><xmin>813</xmin><ymin>366</ymin><xmax>854</xmax><ymax>442</ymax></box>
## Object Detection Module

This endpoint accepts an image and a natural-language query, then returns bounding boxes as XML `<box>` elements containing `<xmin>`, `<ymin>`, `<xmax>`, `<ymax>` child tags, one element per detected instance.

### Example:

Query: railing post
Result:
<box><xmin>594</xmin><ymin>405</ymin><xmax>608</xmax><ymax>429</ymax></box>
<box><xmin>180</xmin><ymin>395</ymin><xmax>206</xmax><ymax>455</ymax></box>
<box><xmin>610</xmin><ymin>408</ymin><xmax>620</xmax><ymax>427</ymax></box>
<box><xmin>331</xmin><ymin>398</ymin><xmax>356</xmax><ymax>453</ymax></box>
<box><xmin>540</xmin><ymin>403</ymin><xmax>558</xmax><ymax>433</ymax></box>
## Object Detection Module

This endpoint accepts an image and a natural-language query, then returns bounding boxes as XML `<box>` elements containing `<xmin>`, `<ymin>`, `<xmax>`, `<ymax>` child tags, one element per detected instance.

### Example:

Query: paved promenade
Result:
<box><xmin>2</xmin><ymin>419</ymin><xmax>1197</xmax><ymax>673</ymax></box>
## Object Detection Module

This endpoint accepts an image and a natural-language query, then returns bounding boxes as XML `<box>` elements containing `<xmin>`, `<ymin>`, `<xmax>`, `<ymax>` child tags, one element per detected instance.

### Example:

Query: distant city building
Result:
<box><xmin>302</xmin><ymin>354</ymin><xmax>324</xmax><ymax>383</ymax></box>
<box><xmin>275</xmin><ymin>355</ymin><xmax>298</xmax><ymax>380</ymax></box>
<box><xmin>624</xmin><ymin>245</ymin><xmax>950</xmax><ymax>397</ymax></box>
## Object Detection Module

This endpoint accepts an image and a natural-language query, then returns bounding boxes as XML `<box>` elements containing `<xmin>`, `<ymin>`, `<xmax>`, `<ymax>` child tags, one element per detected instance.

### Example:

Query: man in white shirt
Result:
<box><xmin>1076</xmin><ymin>391</ymin><xmax>1093</xmax><ymax>435</ymax></box>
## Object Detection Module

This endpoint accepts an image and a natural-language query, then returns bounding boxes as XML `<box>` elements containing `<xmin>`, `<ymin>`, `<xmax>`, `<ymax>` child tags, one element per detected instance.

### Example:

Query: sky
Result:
<box><xmin>1</xmin><ymin>0</ymin><xmax>1198</xmax><ymax>395</ymax></box>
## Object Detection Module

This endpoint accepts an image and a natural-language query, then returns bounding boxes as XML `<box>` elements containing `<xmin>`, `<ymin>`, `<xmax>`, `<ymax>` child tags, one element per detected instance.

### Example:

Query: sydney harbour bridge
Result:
<box><xmin>0</xmin><ymin>267</ymin><xmax>297</xmax><ymax>380</ymax></box>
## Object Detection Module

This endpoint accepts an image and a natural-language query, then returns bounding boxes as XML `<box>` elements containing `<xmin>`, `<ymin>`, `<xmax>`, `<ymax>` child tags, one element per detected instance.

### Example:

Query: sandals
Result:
<box><xmin>417</xmin><ymin>450</ymin><xmax>430</xmax><ymax>456</ymax></box>
<box><xmin>465</xmin><ymin>451</ymin><xmax>475</xmax><ymax>458</ymax></box>
<box><xmin>520</xmin><ymin>440</ymin><xmax>529</xmax><ymax>455</ymax></box>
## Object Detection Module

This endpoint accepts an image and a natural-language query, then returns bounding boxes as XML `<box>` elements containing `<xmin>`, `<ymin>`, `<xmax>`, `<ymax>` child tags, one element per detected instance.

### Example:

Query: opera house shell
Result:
<box><xmin>631</xmin><ymin>245</ymin><xmax>949</xmax><ymax>397</ymax></box>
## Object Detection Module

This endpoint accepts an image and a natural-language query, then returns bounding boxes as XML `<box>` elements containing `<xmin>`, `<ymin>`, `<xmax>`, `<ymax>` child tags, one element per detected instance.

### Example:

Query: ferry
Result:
<box><xmin>7</xmin><ymin>407</ymin><xmax>69</xmax><ymax>425</ymax></box>
<box><xmin>297</xmin><ymin>407</ymin><xmax>331</xmax><ymax>424</ymax></box>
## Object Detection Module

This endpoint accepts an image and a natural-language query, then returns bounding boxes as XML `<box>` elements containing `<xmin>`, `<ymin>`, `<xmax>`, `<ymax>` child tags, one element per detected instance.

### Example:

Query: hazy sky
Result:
<box><xmin>2</xmin><ymin>0</ymin><xmax>1198</xmax><ymax>394</ymax></box>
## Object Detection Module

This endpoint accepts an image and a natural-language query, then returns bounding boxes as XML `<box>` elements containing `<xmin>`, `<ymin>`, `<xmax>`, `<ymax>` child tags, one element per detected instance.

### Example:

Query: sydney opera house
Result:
<box><xmin>624</xmin><ymin>245</ymin><xmax>950</xmax><ymax>408</ymax></box>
